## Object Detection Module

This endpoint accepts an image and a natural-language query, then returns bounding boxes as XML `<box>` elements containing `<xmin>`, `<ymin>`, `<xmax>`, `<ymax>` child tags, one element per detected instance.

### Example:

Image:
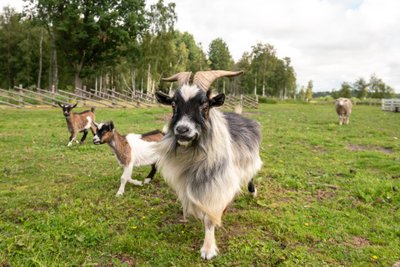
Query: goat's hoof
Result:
<box><xmin>179</xmin><ymin>218</ymin><xmax>188</xmax><ymax>223</ymax></box>
<box><xmin>67</xmin><ymin>143</ymin><xmax>72</xmax><ymax>147</ymax></box>
<box><xmin>251</xmin><ymin>188</ymin><xmax>258</xmax><ymax>198</ymax></box>
<box><xmin>115</xmin><ymin>192</ymin><xmax>124</xmax><ymax>197</ymax></box>
<box><xmin>200</xmin><ymin>244</ymin><xmax>218</xmax><ymax>260</ymax></box>
<box><xmin>144</xmin><ymin>178</ymin><xmax>152</xmax><ymax>184</ymax></box>
<box><xmin>132</xmin><ymin>180</ymin><xmax>143</xmax><ymax>186</ymax></box>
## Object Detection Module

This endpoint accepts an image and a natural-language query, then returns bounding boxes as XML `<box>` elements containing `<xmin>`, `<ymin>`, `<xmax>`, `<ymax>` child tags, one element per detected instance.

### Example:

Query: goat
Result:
<box><xmin>92</xmin><ymin>121</ymin><xmax>164</xmax><ymax>196</ymax></box>
<box><xmin>58</xmin><ymin>103</ymin><xmax>96</xmax><ymax>146</ymax></box>
<box><xmin>155</xmin><ymin>70</ymin><xmax>262</xmax><ymax>260</ymax></box>
<box><xmin>335</xmin><ymin>97</ymin><xmax>353</xmax><ymax>125</ymax></box>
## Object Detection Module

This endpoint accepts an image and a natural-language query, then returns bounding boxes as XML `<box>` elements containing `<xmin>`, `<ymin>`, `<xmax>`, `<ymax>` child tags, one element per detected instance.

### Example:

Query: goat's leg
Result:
<box><xmin>68</xmin><ymin>132</ymin><xmax>77</xmax><ymax>147</ymax></box>
<box><xmin>144</xmin><ymin>164</ymin><xmax>157</xmax><ymax>184</ymax></box>
<box><xmin>90</xmin><ymin>124</ymin><xmax>96</xmax><ymax>135</ymax></box>
<box><xmin>338</xmin><ymin>115</ymin><xmax>343</xmax><ymax>125</ymax></box>
<box><xmin>345</xmin><ymin>115</ymin><xmax>350</xmax><ymax>125</ymax></box>
<box><xmin>248</xmin><ymin>179</ymin><xmax>257</xmax><ymax>198</ymax></box>
<box><xmin>200</xmin><ymin>215</ymin><xmax>219</xmax><ymax>260</ymax></box>
<box><xmin>116</xmin><ymin>165</ymin><xmax>142</xmax><ymax>197</ymax></box>
<box><xmin>180</xmin><ymin>208</ymin><xmax>188</xmax><ymax>223</ymax></box>
<box><xmin>80</xmin><ymin>130</ymin><xmax>88</xmax><ymax>143</ymax></box>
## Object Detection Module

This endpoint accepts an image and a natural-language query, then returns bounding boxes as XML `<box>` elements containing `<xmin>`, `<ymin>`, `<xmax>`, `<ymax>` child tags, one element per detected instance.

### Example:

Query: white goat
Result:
<box><xmin>93</xmin><ymin>121</ymin><xmax>164</xmax><ymax>196</ymax></box>
<box><xmin>335</xmin><ymin>97</ymin><xmax>353</xmax><ymax>125</ymax></box>
<box><xmin>155</xmin><ymin>70</ymin><xmax>262</xmax><ymax>260</ymax></box>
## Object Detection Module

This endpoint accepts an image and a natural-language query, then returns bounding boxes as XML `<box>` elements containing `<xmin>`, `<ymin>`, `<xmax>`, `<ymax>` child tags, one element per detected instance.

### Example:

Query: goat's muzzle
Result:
<box><xmin>93</xmin><ymin>135</ymin><xmax>102</xmax><ymax>145</ymax></box>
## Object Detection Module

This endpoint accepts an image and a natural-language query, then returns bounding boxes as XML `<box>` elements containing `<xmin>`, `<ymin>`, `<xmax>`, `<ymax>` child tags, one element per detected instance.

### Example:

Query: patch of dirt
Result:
<box><xmin>347</xmin><ymin>144</ymin><xmax>393</xmax><ymax>154</ymax></box>
<box><xmin>315</xmin><ymin>189</ymin><xmax>337</xmax><ymax>201</ymax></box>
<box><xmin>101</xmin><ymin>254</ymin><xmax>136</xmax><ymax>267</ymax></box>
<box><xmin>344</xmin><ymin>236</ymin><xmax>370</xmax><ymax>248</ymax></box>
<box><xmin>312</xmin><ymin>145</ymin><xmax>327</xmax><ymax>154</ymax></box>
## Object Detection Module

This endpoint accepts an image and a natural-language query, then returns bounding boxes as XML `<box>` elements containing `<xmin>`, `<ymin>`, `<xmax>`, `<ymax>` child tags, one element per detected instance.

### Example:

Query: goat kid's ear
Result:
<box><xmin>71</xmin><ymin>103</ymin><xmax>78</xmax><ymax>109</ymax></box>
<box><xmin>155</xmin><ymin>91</ymin><xmax>173</xmax><ymax>105</ymax></box>
<box><xmin>109</xmin><ymin>121</ymin><xmax>115</xmax><ymax>130</ymax></box>
<box><xmin>58</xmin><ymin>102</ymin><xmax>63</xmax><ymax>108</ymax></box>
<box><xmin>209</xmin><ymin>93</ymin><xmax>225</xmax><ymax>108</ymax></box>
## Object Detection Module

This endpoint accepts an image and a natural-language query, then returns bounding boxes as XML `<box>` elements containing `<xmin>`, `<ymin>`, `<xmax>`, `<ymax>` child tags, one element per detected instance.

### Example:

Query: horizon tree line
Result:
<box><xmin>0</xmin><ymin>0</ymin><xmax>396</xmax><ymax>99</ymax></box>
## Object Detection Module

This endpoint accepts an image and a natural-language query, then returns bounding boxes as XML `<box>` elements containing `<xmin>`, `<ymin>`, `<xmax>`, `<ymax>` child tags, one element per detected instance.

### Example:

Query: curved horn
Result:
<box><xmin>161</xmin><ymin>72</ymin><xmax>192</xmax><ymax>87</ymax></box>
<box><xmin>193</xmin><ymin>70</ymin><xmax>244</xmax><ymax>91</ymax></box>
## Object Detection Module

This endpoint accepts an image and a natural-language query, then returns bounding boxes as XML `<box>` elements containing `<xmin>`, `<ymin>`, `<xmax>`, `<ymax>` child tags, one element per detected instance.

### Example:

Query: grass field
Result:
<box><xmin>0</xmin><ymin>104</ymin><xmax>399</xmax><ymax>266</ymax></box>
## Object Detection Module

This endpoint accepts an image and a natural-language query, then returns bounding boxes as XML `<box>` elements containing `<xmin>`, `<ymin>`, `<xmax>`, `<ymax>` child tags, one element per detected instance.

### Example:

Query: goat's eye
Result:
<box><xmin>171</xmin><ymin>101</ymin><xmax>176</xmax><ymax>110</ymax></box>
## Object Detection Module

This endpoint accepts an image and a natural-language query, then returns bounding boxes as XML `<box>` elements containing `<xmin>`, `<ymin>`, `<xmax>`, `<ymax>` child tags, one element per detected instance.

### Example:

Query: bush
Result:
<box><xmin>258</xmin><ymin>96</ymin><xmax>277</xmax><ymax>104</ymax></box>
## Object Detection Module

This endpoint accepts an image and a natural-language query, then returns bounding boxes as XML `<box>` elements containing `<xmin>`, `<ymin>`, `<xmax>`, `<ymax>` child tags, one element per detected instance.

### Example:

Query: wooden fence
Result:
<box><xmin>381</xmin><ymin>99</ymin><xmax>400</xmax><ymax>112</ymax></box>
<box><xmin>0</xmin><ymin>86</ymin><xmax>258</xmax><ymax>110</ymax></box>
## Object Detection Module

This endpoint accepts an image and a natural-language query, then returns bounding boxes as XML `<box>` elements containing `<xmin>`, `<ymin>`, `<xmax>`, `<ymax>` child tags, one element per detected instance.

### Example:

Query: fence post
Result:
<box><xmin>18</xmin><ymin>84</ymin><xmax>23</xmax><ymax>107</ymax></box>
<box><xmin>112</xmin><ymin>87</ymin><xmax>116</xmax><ymax>106</ymax></box>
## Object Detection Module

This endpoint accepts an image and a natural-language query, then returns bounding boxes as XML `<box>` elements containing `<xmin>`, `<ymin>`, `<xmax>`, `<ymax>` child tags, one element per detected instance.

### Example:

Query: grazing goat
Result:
<box><xmin>93</xmin><ymin>121</ymin><xmax>164</xmax><ymax>196</ymax></box>
<box><xmin>58</xmin><ymin>103</ymin><xmax>96</xmax><ymax>146</ymax></box>
<box><xmin>335</xmin><ymin>97</ymin><xmax>353</xmax><ymax>125</ymax></box>
<box><xmin>155</xmin><ymin>70</ymin><xmax>262</xmax><ymax>260</ymax></box>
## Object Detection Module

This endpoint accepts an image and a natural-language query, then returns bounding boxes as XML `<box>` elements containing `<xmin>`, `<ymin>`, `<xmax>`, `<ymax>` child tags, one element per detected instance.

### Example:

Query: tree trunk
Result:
<box><xmin>75</xmin><ymin>72</ymin><xmax>83</xmax><ymax>91</ymax></box>
<box><xmin>48</xmin><ymin>30</ymin><xmax>58</xmax><ymax>91</ymax></box>
<box><xmin>54</xmin><ymin>47</ymin><xmax>58</xmax><ymax>91</ymax></box>
<box><xmin>37</xmin><ymin>28</ymin><xmax>43</xmax><ymax>89</ymax></box>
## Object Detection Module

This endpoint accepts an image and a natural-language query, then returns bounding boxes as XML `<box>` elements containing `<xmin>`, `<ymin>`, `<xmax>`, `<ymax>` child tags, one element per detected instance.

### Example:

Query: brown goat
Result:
<box><xmin>58</xmin><ymin>103</ymin><xmax>96</xmax><ymax>146</ymax></box>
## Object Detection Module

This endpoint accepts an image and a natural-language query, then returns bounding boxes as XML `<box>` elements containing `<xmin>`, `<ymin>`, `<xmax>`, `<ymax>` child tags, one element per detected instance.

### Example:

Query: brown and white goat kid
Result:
<box><xmin>155</xmin><ymin>70</ymin><xmax>262</xmax><ymax>260</ymax></box>
<box><xmin>93</xmin><ymin>121</ymin><xmax>164</xmax><ymax>196</ymax></box>
<box><xmin>58</xmin><ymin>103</ymin><xmax>96</xmax><ymax>146</ymax></box>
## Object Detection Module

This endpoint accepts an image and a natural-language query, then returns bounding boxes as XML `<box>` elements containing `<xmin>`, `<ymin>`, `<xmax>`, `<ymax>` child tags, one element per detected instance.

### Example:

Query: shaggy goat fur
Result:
<box><xmin>335</xmin><ymin>97</ymin><xmax>353</xmax><ymax>125</ymax></box>
<box><xmin>93</xmin><ymin>121</ymin><xmax>163</xmax><ymax>196</ymax></box>
<box><xmin>58</xmin><ymin>103</ymin><xmax>96</xmax><ymax>146</ymax></box>
<box><xmin>156</xmin><ymin>78</ymin><xmax>262</xmax><ymax>260</ymax></box>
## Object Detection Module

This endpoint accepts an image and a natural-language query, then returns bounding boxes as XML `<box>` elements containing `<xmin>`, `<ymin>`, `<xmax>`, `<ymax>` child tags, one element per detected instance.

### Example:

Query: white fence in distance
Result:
<box><xmin>381</xmin><ymin>99</ymin><xmax>400</xmax><ymax>112</ymax></box>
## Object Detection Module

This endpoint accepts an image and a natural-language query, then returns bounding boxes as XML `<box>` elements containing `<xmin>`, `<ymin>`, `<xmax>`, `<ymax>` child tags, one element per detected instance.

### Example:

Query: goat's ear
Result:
<box><xmin>109</xmin><ymin>121</ymin><xmax>115</xmax><ymax>130</ymax></box>
<box><xmin>57</xmin><ymin>102</ymin><xmax>63</xmax><ymax>108</ymax></box>
<box><xmin>71</xmin><ymin>102</ymin><xmax>78</xmax><ymax>109</ymax></box>
<box><xmin>209</xmin><ymin>93</ymin><xmax>225</xmax><ymax>108</ymax></box>
<box><xmin>155</xmin><ymin>91</ymin><xmax>173</xmax><ymax>105</ymax></box>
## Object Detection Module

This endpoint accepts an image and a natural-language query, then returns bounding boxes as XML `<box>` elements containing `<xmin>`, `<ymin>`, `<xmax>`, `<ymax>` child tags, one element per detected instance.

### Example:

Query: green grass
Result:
<box><xmin>0</xmin><ymin>104</ymin><xmax>399</xmax><ymax>266</ymax></box>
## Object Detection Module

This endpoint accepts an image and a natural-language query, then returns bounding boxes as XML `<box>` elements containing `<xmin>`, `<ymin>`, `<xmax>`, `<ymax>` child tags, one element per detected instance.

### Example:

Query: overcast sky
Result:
<box><xmin>2</xmin><ymin>0</ymin><xmax>399</xmax><ymax>92</ymax></box>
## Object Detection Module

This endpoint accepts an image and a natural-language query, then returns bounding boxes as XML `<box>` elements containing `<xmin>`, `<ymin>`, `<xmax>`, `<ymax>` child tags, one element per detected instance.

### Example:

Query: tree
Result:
<box><xmin>306</xmin><ymin>80</ymin><xmax>313</xmax><ymax>101</ymax></box>
<box><xmin>179</xmin><ymin>32</ymin><xmax>208</xmax><ymax>72</ymax></box>
<box><xmin>236</xmin><ymin>52</ymin><xmax>252</xmax><ymax>94</ymax></box>
<box><xmin>0</xmin><ymin>7</ymin><xmax>49</xmax><ymax>89</ymax></box>
<box><xmin>338</xmin><ymin>82</ymin><xmax>352</xmax><ymax>98</ymax></box>
<box><xmin>249</xmin><ymin>43</ymin><xmax>277</xmax><ymax>96</ymax></box>
<box><xmin>353</xmin><ymin>77</ymin><xmax>368</xmax><ymax>99</ymax></box>
<box><xmin>26</xmin><ymin>0</ymin><xmax>148</xmax><ymax>90</ymax></box>
<box><xmin>299</xmin><ymin>86</ymin><xmax>306</xmax><ymax>101</ymax></box>
<box><xmin>368</xmin><ymin>74</ymin><xmax>395</xmax><ymax>98</ymax></box>
<box><xmin>208</xmin><ymin>38</ymin><xmax>233</xmax><ymax>91</ymax></box>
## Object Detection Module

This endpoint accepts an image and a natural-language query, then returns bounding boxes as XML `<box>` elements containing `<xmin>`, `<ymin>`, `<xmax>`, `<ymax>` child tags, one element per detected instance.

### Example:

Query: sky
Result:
<box><xmin>1</xmin><ymin>0</ymin><xmax>399</xmax><ymax>92</ymax></box>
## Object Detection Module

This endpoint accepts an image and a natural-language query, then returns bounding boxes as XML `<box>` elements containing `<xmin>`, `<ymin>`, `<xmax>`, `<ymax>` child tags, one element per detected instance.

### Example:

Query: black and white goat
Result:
<box><xmin>155</xmin><ymin>70</ymin><xmax>262</xmax><ymax>260</ymax></box>
<box><xmin>58</xmin><ymin>103</ymin><xmax>96</xmax><ymax>146</ymax></box>
<box><xmin>93</xmin><ymin>121</ymin><xmax>164</xmax><ymax>196</ymax></box>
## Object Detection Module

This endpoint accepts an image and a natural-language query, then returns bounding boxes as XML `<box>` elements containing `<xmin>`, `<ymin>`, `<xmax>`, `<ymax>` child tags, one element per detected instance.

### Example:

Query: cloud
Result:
<box><xmin>2</xmin><ymin>0</ymin><xmax>399</xmax><ymax>92</ymax></box>
<box><xmin>158</xmin><ymin>0</ymin><xmax>400</xmax><ymax>92</ymax></box>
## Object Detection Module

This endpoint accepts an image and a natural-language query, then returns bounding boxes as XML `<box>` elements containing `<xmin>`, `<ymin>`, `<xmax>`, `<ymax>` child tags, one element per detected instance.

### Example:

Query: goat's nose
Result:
<box><xmin>176</xmin><ymin>125</ymin><xmax>189</xmax><ymax>134</ymax></box>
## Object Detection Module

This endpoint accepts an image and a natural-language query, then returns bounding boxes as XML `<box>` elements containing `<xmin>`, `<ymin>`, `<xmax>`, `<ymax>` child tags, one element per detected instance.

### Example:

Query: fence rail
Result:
<box><xmin>0</xmin><ymin>86</ymin><xmax>259</xmax><ymax>110</ymax></box>
<box><xmin>381</xmin><ymin>99</ymin><xmax>400</xmax><ymax>112</ymax></box>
